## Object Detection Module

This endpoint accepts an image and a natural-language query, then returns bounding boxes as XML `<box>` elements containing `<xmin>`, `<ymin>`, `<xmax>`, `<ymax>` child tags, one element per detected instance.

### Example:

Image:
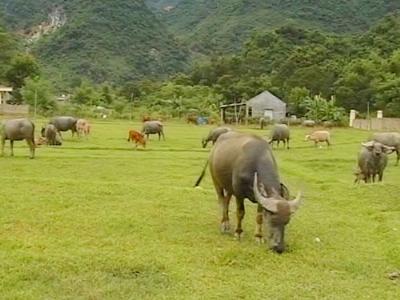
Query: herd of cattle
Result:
<box><xmin>0</xmin><ymin>117</ymin><xmax>166</xmax><ymax>155</ymax></box>
<box><xmin>194</xmin><ymin>124</ymin><xmax>400</xmax><ymax>253</ymax></box>
<box><xmin>1</xmin><ymin>116</ymin><xmax>399</xmax><ymax>253</ymax></box>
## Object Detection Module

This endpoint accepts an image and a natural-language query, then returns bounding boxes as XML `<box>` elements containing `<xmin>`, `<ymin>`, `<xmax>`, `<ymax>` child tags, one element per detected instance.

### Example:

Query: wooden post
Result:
<box><xmin>234</xmin><ymin>103</ymin><xmax>238</xmax><ymax>125</ymax></box>
<box><xmin>245</xmin><ymin>104</ymin><xmax>249</xmax><ymax>126</ymax></box>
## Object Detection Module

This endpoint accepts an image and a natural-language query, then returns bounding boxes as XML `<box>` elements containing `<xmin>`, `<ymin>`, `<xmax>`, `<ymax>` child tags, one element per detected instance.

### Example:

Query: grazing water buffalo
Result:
<box><xmin>142</xmin><ymin>121</ymin><xmax>165</xmax><ymax>140</ymax></box>
<box><xmin>269</xmin><ymin>124</ymin><xmax>290</xmax><ymax>149</ymax></box>
<box><xmin>305</xmin><ymin>130</ymin><xmax>331</xmax><ymax>147</ymax></box>
<box><xmin>76</xmin><ymin>119</ymin><xmax>91</xmax><ymax>138</ymax></box>
<box><xmin>41</xmin><ymin>124</ymin><xmax>62</xmax><ymax>146</ymax></box>
<box><xmin>195</xmin><ymin>132</ymin><xmax>301</xmax><ymax>253</ymax></box>
<box><xmin>354</xmin><ymin>141</ymin><xmax>394</xmax><ymax>183</ymax></box>
<box><xmin>127</xmin><ymin>130</ymin><xmax>146</xmax><ymax>148</ymax></box>
<box><xmin>202</xmin><ymin>127</ymin><xmax>232</xmax><ymax>148</ymax></box>
<box><xmin>49</xmin><ymin>116</ymin><xmax>78</xmax><ymax>139</ymax></box>
<box><xmin>371</xmin><ymin>132</ymin><xmax>400</xmax><ymax>166</ymax></box>
<box><xmin>1</xmin><ymin>118</ymin><xmax>35</xmax><ymax>158</ymax></box>
<box><xmin>302</xmin><ymin>120</ymin><xmax>316</xmax><ymax>127</ymax></box>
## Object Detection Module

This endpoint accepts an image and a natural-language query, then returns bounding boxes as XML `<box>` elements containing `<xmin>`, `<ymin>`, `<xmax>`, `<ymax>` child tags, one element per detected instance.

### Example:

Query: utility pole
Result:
<box><xmin>34</xmin><ymin>87</ymin><xmax>37</xmax><ymax>122</ymax></box>
<box><xmin>130</xmin><ymin>92</ymin><xmax>134</xmax><ymax>121</ymax></box>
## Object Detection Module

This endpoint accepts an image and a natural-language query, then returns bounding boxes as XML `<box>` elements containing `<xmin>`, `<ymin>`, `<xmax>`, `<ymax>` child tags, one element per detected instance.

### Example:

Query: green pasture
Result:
<box><xmin>0</xmin><ymin>120</ymin><xmax>399</xmax><ymax>299</ymax></box>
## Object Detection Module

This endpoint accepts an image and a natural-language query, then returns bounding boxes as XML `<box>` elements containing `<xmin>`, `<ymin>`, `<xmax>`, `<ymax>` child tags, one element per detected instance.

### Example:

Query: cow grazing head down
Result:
<box><xmin>362</xmin><ymin>141</ymin><xmax>394</xmax><ymax>157</ymax></box>
<box><xmin>253</xmin><ymin>173</ymin><xmax>301</xmax><ymax>253</ymax></box>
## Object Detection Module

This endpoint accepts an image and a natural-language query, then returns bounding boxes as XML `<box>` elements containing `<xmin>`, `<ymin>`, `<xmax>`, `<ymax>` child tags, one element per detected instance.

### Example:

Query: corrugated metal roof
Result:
<box><xmin>246</xmin><ymin>91</ymin><xmax>285</xmax><ymax>107</ymax></box>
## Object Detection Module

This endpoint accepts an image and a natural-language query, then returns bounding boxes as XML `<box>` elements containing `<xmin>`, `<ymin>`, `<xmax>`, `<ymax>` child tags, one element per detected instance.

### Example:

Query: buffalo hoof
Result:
<box><xmin>220</xmin><ymin>222</ymin><xmax>230</xmax><ymax>233</ymax></box>
<box><xmin>255</xmin><ymin>236</ymin><xmax>264</xmax><ymax>244</ymax></box>
<box><xmin>234</xmin><ymin>231</ymin><xmax>243</xmax><ymax>241</ymax></box>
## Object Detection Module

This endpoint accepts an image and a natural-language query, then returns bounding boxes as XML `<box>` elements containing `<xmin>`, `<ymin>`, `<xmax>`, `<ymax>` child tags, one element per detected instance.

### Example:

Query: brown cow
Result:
<box><xmin>186</xmin><ymin>115</ymin><xmax>198</xmax><ymax>125</ymax></box>
<box><xmin>142</xmin><ymin>115</ymin><xmax>151</xmax><ymax>122</ymax></box>
<box><xmin>127</xmin><ymin>130</ymin><xmax>146</xmax><ymax>148</ymax></box>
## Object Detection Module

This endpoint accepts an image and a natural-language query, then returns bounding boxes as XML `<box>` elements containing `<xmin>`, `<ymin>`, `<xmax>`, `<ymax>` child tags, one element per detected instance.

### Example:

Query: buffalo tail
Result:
<box><xmin>194</xmin><ymin>159</ymin><xmax>209</xmax><ymax>187</ymax></box>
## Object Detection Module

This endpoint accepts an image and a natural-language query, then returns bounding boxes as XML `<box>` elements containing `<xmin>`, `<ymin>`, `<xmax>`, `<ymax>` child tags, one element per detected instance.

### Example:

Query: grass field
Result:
<box><xmin>0</xmin><ymin>120</ymin><xmax>399</xmax><ymax>299</ymax></box>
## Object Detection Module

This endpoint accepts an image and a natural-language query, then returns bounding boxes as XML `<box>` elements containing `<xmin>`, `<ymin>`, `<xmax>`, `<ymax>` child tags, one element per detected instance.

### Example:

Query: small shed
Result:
<box><xmin>0</xmin><ymin>86</ymin><xmax>13</xmax><ymax>104</ymax></box>
<box><xmin>246</xmin><ymin>91</ymin><xmax>286</xmax><ymax>121</ymax></box>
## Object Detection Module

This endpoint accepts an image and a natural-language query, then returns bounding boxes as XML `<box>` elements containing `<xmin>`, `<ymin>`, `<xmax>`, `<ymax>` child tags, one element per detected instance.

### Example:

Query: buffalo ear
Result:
<box><xmin>289</xmin><ymin>191</ymin><xmax>302</xmax><ymax>214</ymax></box>
<box><xmin>361</xmin><ymin>142</ymin><xmax>374</xmax><ymax>151</ymax></box>
<box><xmin>280</xmin><ymin>183</ymin><xmax>290</xmax><ymax>200</ymax></box>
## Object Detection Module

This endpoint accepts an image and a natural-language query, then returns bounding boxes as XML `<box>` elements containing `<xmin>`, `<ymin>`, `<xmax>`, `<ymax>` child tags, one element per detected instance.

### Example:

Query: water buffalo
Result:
<box><xmin>142</xmin><ymin>121</ymin><xmax>165</xmax><ymax>140</ymax></box>
<box><xmin>302</xmin><ymin>120</ymin><xmax>316</xmax><ymax>127</ymax></box>
<box><xmin>354</xmin><ymin>141</ymin><xmax>394</xmax><ymax>183</ymax></box>
<box><xmin>49</xmin><ymin>116</ymin><xmax>78</xmax><ymax>139</ymax></box>
<box><xmin>371</xmin><ymin>132</ymin><xmax>400</xmax><ymax>165</ymax></box>
<box><xmin>1</xmin><ymin>118</ymin><xmax>35</xmax><ymax>158</ymax></box>
<box><xmin>195</xmin><ymin>132</ymin><xmax>301</xmax><ymax>253</ymax></box>
<box><xmin>41</xmin><ymin>124</ymin><xmax>62</xmax><ymax>146</ymax></box>
<box><xmin>202</xmin><ymin>127</ymin><xmax>232</xmax><ymax>148</ymax></box>
<box><xmin>269</xmin><ymin>124</ymin><xmax>290</xmax><ymax>149</ymax></box>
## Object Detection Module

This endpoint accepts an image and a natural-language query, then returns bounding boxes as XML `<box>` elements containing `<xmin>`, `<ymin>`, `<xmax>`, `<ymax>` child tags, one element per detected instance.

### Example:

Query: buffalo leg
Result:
<box><xmin>214</xmin><ymin>185</ymin><xmax>232</xmax><ymax>233</ymax></box>
<box><xmin>378</xmin><ymin>171</ymin><xmax>384</xmax><ymax>182</ymax></box>
<box><xmin>254</xmin><ymin>204</ymin><xmax>263</xmax><ymax>243</ymax></box>
<box><xmin>396</xmin><ymin>149</ymin><xmax>399</xmax><ymax>166</ymax></box>
<box><xmin>158</xmin><ymin>132</ymin><xmax>161</xmax><ymax>141</ymax></box>
<box><xmin>217</xmin><ymin>188</ymin><xmax>232</xmax><ymax>233</ymax></box>
<box><xmin>10</xmin><ymin>140</ymin><xmax>14</xmax><ymax>156</ymax></box>
<box><xmin>1</xmin><ymin>138</ymin><xmax>5</xmax><ymax>156</ymax></box>
<box><xmin>287</xmin><ymin>138</ymin><xmax>290</xmax><ymax>149</ymax></box>
<box><xmin>26</xmin><ymin>138</ymin><xmax>35</xmax><ymax>159</ymax></box>
<box><xmin>235</xmin><ymin>198</ymin><xmax>245</xmax><ymax>240</ymax></box>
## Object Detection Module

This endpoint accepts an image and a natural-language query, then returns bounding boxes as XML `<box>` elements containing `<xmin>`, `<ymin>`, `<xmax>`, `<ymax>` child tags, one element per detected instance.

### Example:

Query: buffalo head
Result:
<box><xmin>362</xmin><ymin>141</ymin><xmax>395</xmax><ymax>157</ymax></box>
<box><xmin>253</xmin><ymin>173</ymin><xmax>301</xmax><ymax>253</ymax></box>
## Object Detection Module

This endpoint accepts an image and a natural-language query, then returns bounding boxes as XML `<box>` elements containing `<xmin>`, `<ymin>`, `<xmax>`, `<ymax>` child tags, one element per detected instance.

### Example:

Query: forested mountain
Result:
<box><xmin>0</xmin><ymin>0</ymin><xmax>189</xmax><ymax>86</ymax></box>
<box><xmin>149</xmin><ymin>0</ymin><xmax>400</xmax><ymax>54</ymax></box>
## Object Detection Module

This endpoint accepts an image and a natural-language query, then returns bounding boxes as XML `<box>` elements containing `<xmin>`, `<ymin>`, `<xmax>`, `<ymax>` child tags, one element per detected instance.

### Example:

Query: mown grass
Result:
<box><xmin>0</xmin><ymin>120</ymin><xmax>399</xmax><ymax>299</ymax></box>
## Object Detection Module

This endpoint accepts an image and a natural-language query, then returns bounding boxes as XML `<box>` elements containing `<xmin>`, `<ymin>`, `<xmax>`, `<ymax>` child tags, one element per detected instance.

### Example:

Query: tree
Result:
<box><xmin>6</xmin><ymin>54</ymin><xmax>40</xmax><ymax>89</ymax></box>
<box><xmin>21</xmin><ymin>77</ymin><xmax>57</xmax><ymax>112</ymax></box>
<box><xmin>0</xmin><ymin>25</ymin><xmax>17</xmax><ymax>80</ymax></box>
<box><xmin>71</xmin><ymin>81</ymin><xmax>100</xmax><ymax>106</ymax></box>
<box><xmin>287</xmin><ymin>87</ymin><xmax>310</xmax><ymax>115</ymax></box>
<box><xmin>300</xmin><ymin>95</ymin><xmax>346</xmax><ymax>123</ymax></box>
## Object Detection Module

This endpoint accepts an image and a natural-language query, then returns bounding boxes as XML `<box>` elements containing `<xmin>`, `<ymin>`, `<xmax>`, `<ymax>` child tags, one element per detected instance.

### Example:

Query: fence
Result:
<box><xmin>352</xmin><ymin>118</ymin><xmax>400</xmax><ymax>131</ymax></box>
<box><xmin>0</xmin><ymin>104</ymin><xmax>29</xmax><ymax>116</ymax></box>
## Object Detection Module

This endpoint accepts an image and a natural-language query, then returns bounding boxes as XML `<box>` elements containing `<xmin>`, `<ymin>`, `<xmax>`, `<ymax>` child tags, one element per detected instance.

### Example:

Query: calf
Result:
<box><xmin>127</xmin><ymin>130</ymin><xmax>146</xmax><ymax>148</ymax></box>
<box><xmin>305</xmin><ymin>130</ymin><xmax>331</xmax><ymax>147</ymax></box>
<box><xmin>76</xmin><ymin>119</ymin><xmax>91</xmax><ymax>138</ymax></box>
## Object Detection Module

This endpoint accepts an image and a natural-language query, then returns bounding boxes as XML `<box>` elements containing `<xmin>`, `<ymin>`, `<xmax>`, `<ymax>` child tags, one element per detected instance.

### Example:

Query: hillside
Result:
<box><xmin>145</xmin><ymin>0</ymin><xmax>183</xmax><ymax>11</ymax></box>
<box><xmin>152</xmin><ymin>0</ymin><xmax>400</xmax><ymax>53</ymax></box>
<box><xmin>0</xmin><ymin>0</ymin><xmax>189</xmax><ymax>86</ymax></box>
